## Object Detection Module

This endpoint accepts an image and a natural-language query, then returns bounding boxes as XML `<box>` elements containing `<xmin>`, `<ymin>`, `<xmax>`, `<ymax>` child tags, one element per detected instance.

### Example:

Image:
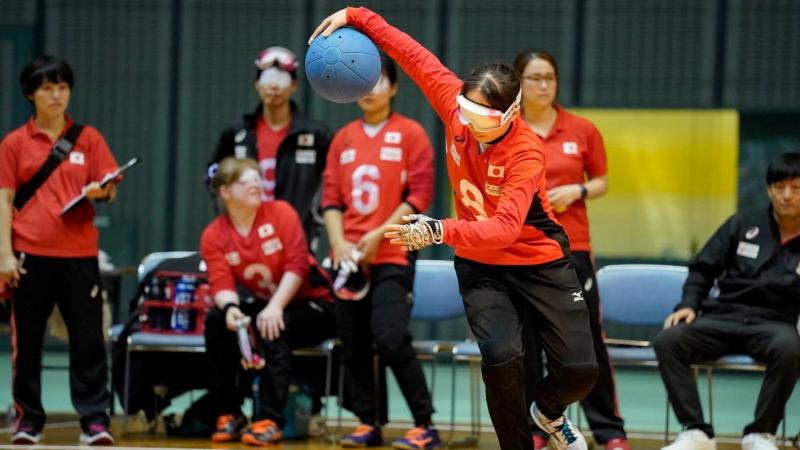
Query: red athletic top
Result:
<box><xmin>200</xmin><ymin>201</ymin><xmax>330</xmax><ymax>302</ymax></box>
<box><xmin>0</xmin><ymin>117</ymin><xmax>118</xmax><ymax>257</ymax></box>
<box><xmin>322</xmin><ymin>113</ymin><xmax>434</xmax><ymax>265</ymax></box>
<box><xmin>255</xmin><ymin>118</ymin><xmax>289</xmax><ymax>201</ymax></box>
<box><xmin>348</xmin><ymin>7</ymin><xmax>569</xmax><ymax>265</ymax></box>
<box><xmin>538</xmin><ymin>106</ymin><xmax>607</xmax><ymax>252</ymax></box>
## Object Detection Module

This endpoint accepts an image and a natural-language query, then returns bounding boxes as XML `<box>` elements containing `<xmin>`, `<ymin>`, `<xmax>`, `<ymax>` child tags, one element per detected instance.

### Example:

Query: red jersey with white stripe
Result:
<box><xmin>348</xmin><ymin>7</ymin><xmax>569</xmax><ymax>265</ymax></box>
<box><xmin>322</xmin><ymin>113</ymin><xmax>434</xmax><ymax>265</ymax></box>
<box><xmin>538</xmin><ymin>106</ymin><xmax>607</xmax><ymax>252</ymax></box>
<box><xmin>0</xmin><ymin>117</ymin><xmax>118</xmax><ymax>257</ymax></box>
<box><xmin>200</xmin><ymin>200</ymin><xmax>330</xmax><ymax>302</ymax></box>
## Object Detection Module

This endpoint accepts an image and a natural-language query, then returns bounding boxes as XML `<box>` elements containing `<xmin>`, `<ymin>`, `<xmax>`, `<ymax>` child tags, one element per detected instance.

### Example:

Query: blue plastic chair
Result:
<box><xmin>598</xmin><ymin>264</ymin><xmax>688</xmax><ymax>358</ymax></box>
<box><xmin>596</xmin><ymin>264</ymin><xmax>688</xmax><ymax>441</ymax></box>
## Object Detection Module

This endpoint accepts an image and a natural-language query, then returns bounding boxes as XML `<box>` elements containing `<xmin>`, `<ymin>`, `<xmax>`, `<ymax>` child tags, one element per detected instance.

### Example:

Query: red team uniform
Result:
<box><xmin>322</xmin><ymin>113</ymin><xmax>434</xmax><ymax>264</ymax></box>
<box><xmin>254</xmin><ymin>119</ymin><xmax>289</xmax><ymax>202</ymax></box>
<box><xmin>346</xmin><ymin>7</ymin><xmax>598</xmax><ymax>450</ymax></box>
<box><xmin>201</xmin><ymin>200</ymin><xmax>329</xmax><ymax>302</ymax></box>
<box><xmin>347</xmin><ymin>10</ymin><xmax>568</xmax><ymax>266</ymax></box>
<box><xmin>0</xmin><ymin>117</ymin><xmax>117</xmax><ymax>257</ymax></box>
<box><xmin>542</xmin><ymin>107</ymin><xmax>607</xmax><ymax>252</ymax></box>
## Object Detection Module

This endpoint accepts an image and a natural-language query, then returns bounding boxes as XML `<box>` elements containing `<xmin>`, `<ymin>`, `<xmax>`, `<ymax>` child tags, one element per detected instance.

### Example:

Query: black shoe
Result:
<box><xmin>11</xmin><ymin>423</ymin><xmax>42</xmax><ymax>445</ymax></box>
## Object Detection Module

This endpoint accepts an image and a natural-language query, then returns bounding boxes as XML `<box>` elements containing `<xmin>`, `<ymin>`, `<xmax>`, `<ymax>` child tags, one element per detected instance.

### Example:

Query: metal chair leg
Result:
<box><xmin>706</xmin><ymin>367</ymin><xmax>713</xmax><ymax>429</ymax></box>
<box><xmin>664</xmin><ymin>392</ymin><xmax>670</xmax><ymax>444</ymax></box>
<box><xmin>321</xmin><ymin>349</ymin><xmax>333</xmax><ymax>439</ymax></box>
<box><xmin>430</xmin><ymin>354</ymin><xmax>438</xmax><ymax>401</ymax></box>
<box><xmin>471</xmin><ymin>360</ymin><xmax>480</xmax><ymax>441</ymax></box>
<box><xmin>337</xmin><ymin>359</ymin><xmax>345</xmax><ymax>438</ymax></box>
<box><xmin>123</xmin><ymin>345</ymin><xmax>131</xmax><ymax>435</ymax></box>
<box><xmin>782</xmin><ymin>417</ymin><xmax>787</xmax><ymax>450</ymax></box>
<box><xmin>448</xmin><ymin>357</ymin><xmax>457</xmax><ymax>445</ymax></box>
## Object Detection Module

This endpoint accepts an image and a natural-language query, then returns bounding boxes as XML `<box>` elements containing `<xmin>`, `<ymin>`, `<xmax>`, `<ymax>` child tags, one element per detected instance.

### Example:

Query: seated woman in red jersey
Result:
<box><xmin>322</xmin><ymin>55</ymin><xmax>437</xmax><ymax>449</ymax></box>
<box><xmin>311</xmin><ymin>9</ymin><xmax>598</xmax><ymax>450</ymax></box>
<box><xmin>200</xmin><ymin>157</ymin><xmax>336</xmax><ymax>446</ymax></box>
<box><xmin>513</xmin><ymin>51</ymin><xmax>627</xmax><ymax>450</ymax></box>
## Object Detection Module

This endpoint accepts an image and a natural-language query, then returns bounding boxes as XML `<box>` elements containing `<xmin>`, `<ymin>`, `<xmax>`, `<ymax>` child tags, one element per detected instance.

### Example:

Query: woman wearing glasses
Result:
<box><xmin>513</xmin><ymin>51</ymin><xmax>626</xmax><ymax>450</ymax></box>
<box><xmin>310</xmin><ymin>9</ymin><xmax>597</xmax><ymax>450</ymax></box>
<box><xmin>201</xmin><ymin>157</ymin><xmax>336</xmax><ymax>446</ymax></box>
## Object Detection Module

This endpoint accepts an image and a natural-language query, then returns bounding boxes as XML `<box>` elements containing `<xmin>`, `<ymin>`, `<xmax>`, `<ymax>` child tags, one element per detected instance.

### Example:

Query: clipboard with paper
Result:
<box><xmin>61</xmin><ymin>157</ymin><xmax>139</xmax><ymax>214</ymax></box>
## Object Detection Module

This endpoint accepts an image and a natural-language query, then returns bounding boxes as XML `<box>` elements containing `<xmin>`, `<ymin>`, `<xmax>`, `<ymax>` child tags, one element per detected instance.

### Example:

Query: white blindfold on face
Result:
<box><xmin>368</xmin><ymin>75</ymin><xmax>391</xmax><ymax>95</ymax></box>
<box><xmin>258</xmin><ymin>67</ymin><xmax>293</xmax><ymax>89</ymax></box>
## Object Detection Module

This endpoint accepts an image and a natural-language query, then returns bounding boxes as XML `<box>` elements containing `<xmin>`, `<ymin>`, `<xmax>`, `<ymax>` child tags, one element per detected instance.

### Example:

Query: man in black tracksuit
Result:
<box><xmin>207</xmin><ymin>46</ymin><xmax>331</xmax><ymax>246</ymax></box>
<box><xmin>655</xmin><ymin>153</ymin><xmax>800</xmax><ymax>450</ymax></box>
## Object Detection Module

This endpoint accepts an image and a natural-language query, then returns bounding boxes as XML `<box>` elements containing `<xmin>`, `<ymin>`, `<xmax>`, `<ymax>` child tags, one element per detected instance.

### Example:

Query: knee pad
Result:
<box><xmin>480</xmin><ymin>340</ymin><xmax>524</xmax><ymax>366</ymax></box>
<box><xmin>554</xmin><ymin>361</ymin><xmax>598</xmax><ymax>391</ymax></box>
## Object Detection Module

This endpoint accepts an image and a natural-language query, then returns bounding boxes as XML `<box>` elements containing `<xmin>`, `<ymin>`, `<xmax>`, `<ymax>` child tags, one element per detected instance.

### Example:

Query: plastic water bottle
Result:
<box><xmin>170</xmin><ymin>276</ymin><xmax>195</xmax><ymax>332</ymax></box>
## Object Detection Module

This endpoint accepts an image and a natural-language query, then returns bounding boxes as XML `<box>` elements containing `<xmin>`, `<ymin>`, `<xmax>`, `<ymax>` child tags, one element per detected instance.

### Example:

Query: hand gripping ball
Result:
<box><xmin>305</xmin><ymin>28</ymin><xmax>381</xmax><ymax>103</ymax></box>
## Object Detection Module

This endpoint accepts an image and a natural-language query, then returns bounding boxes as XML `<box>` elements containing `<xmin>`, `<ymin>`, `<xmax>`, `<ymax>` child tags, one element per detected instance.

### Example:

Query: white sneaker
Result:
<box><xmin>661</xmin><ymin>429</ymin><xmax>716</xmax><ymax>450</ymax></box>
<box><xmin>530</xmin><ymin>402</ymin><xmax>587</xmax><ymax>450</ymax></box>
<box><xmin>742</xmin><ymin>433</ymin><xmax>778</xmax><ymax>450</ymax></box>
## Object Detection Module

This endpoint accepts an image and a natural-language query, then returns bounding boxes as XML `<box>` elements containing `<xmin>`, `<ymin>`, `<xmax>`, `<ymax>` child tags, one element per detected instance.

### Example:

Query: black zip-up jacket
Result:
<box><xmin>208</xmin><ymin>101</ymin><xmax>331</xmax><ymax>241</ymax></box>
<box><xmin>678</xmin><ymin>205</ymin><xmax>800</xmax><ymax>323</ymax></box>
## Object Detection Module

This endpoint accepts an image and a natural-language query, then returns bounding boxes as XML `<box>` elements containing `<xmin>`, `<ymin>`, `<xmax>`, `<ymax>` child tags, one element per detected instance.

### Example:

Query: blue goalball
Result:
<box><xmin>305</xmin><ymin>28</ymin><xmax>381</xmax><ymax>103</ymax></box>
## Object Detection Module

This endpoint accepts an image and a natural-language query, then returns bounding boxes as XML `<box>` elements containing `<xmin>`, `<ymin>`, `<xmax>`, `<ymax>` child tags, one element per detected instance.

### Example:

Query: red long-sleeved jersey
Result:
<box><xmin>348</xmin><ymin>7</ymin><xmax>569</xmax><ymax>265</ymax></box>
<box><xmin>322</xmin><ymin>113</ymin><xmax>434</xmax><ymax>265</ymax></box>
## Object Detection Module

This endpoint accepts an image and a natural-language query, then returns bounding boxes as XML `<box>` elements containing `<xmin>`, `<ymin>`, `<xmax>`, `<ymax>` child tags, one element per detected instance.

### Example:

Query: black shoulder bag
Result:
<box><xmin>13</xmin><ymin>124</ymin><xmax>84</xmax><ymax>211</ymax></box>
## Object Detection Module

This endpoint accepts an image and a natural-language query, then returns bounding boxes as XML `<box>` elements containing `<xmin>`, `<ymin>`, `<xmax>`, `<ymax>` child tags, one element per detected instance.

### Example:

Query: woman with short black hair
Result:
<box><xmin>0</xmin><ymin>55</ymin><xmax>118</xmax><ymax>446</ymax></box>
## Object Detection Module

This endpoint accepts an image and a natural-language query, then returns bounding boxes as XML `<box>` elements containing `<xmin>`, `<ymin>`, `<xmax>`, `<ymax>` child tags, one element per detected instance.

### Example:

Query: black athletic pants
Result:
<box><xmin>455</xmin><ymin>256</ymin><xmax>598</xmax><ymax>450</ymax></box>
<box><xmin>654</xmin><ymin>314</ymin><xmax>800</xmax><ymax>437</ymax></box>
<box><xmin>204</xmin><ymin>297</ymin><xmax>336</xmax><ymax>428</ymax></box>
<box><xmin>524</xmin><ymin>251</ymin><xmax>626</xmax><ymax>444</ymax></box>
<box><xmin>11</xmin><ymin>254</ymin><xmax>110</xmax><ymax>432</ymax></box>
<box><xmin>336</xmin><ymin>263</ymin><xmax>434</xmax><ymax>427</ymax></box>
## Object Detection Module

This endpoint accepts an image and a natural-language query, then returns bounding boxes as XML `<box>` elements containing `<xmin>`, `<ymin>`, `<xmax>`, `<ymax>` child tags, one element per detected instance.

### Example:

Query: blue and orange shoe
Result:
<box><xmin>212</xmin><ymin>414</ymin><xmax>248</xmax><ymax>443</ymax></box>
<box><xmin>391</xmin><ymin>426</ymin><xmax>442</xmax><ymax>450</ymax></box>
<box><xmin>241</xmin><ymin>419</ymin><xmax>283</xmax><ymax>447</ymax></box>
<box><xmin>340</xmin><ymin>424</ymin><xmax>382</xmax><ymax>447</ymax></box>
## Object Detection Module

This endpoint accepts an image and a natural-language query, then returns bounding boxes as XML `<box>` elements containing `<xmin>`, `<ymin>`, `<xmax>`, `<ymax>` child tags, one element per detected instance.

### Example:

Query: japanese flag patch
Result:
<box><xmin>487</xmin><ymin>164</ymin><xmax>504</xmax><ymax>178</ymax></box>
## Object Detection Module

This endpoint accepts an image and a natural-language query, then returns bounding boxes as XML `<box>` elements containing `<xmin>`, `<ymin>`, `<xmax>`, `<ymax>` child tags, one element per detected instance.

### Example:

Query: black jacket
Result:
<box><xmin>679</xmin><ymin>206</ymin><xmax>800</xmax><ymax>322</ymax></box>
<box><xmin>208</xmin><ymin>102</ymin><xmax>331</xmax><ymax>241</ymax></box>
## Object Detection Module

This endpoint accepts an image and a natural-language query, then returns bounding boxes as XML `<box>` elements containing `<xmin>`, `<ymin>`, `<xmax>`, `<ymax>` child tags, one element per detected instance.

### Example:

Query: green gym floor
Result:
<box><xmin>1</xmin><ymin>351</ymin><xmax>799</xmax><ymax>441</ymax></box>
